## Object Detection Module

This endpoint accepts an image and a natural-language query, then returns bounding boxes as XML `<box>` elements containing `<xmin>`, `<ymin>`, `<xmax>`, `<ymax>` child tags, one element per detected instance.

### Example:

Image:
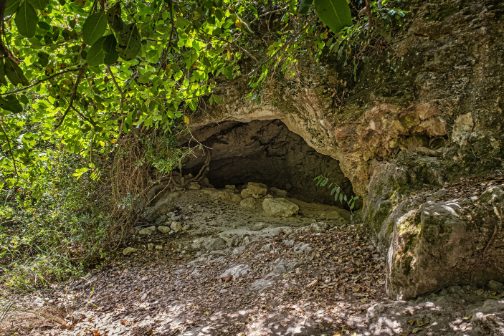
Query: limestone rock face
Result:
<box><xmin>262</xmin><ymin>198</ymin><xmax>299</xmax><ymax>217</ymax></box>
<box><xmin>181</xmin><ymin>0</ymin><xmax>504</xmax><ymax>298</ymax></box>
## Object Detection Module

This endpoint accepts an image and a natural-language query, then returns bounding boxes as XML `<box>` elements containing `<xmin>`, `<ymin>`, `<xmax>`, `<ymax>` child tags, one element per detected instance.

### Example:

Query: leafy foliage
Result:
<box><xmin>314</xmin><ymin>175</ymin><xmax>359</xmax><ymax>211</ymax></box>
<box><xmin>0</xmin><ymin>0</ymin><xmax>408</xmax><ymax>289</ymax></box>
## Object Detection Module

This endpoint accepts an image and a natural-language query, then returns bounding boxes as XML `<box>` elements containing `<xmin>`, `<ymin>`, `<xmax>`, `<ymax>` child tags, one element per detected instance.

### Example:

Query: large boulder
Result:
<box><xmin>143</xmin><ymin>192</ymin><xmax>181</xmax><ymax>222</ymax></box>
<box><xmin>385</xmin><ymin>183</ymin><xmax>504</xmax><ymax>299</ymax></box>
<box><xmin>262</xmin><ymin>197</ymin><xmax>299</xmax><ymax>217</ymax></box>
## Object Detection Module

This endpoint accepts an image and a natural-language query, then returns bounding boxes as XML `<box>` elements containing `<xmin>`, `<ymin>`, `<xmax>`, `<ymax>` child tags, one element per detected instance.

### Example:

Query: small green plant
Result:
<box><xmin>314</xmin><ymin>175</ymin><xmax>359</xmax><ymax>211</ymax></box>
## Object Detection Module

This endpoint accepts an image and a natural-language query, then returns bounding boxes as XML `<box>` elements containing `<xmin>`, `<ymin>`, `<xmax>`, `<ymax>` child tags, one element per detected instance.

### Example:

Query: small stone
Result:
<box><xmin>147</xmin><ymin>243</ymin><xmax>154</xmax><ymax>251</ymax></box>
<box><xmin>122</xmin><ymin>247</ymin><xmax>138</xmax><ymax>256</ymax></box>
<box><xmin>293</xmin><ymin>242</ymin><xmax>312</xmax><ymax>254</ymax></box>
<box><xmin>310</xmin><ymin>221</ymin><xmax>329</xmax><ymax>232</ymax></box>
<box><xmin>488</xmin><ymin>280</ymin><xmax>504</xmax><ymax>291</ymax></box>
<box><xmin>219</xmin><ymin>264</ymin><xmax>251</xmax><ymax>281</ymax></box>
<box><xmin>170</xmin><ymin>221</ymin><xmax>183</xmax><ymax>233</ymax></box>
<box><xmin>188</xmin><ymin>181</ymin><xmax>201</xmax><ymax>190</ymax></box>
<box><xmin>225</xmin><ymin>184</ymin><xmax>236</xmax><ymax>191</ymax></box>
<box><xmin>241</xmin><ymin>182</ymin><xmax>268</xmax><ymax>199</ymax></box>
<box><xmin>155</xmin><ymin>245</ymin><xmax>163</xmax><ymax>250</ymax></box>
<box><xmin>262</xmin><ymin>197</ymin><xmax>299</xmax><ymax>217</ymax></box>
<box><xmin>157</xmin><ymin>225</ymin><xmax>170</xmax><ymax>234</ymax></box>
<box><xmin>138</xmin><ymin>226</ymin><xmax>157</xmax><ymax>236</ymax></box>
<box><xmin>240</xmin><ymin>197</ymin><xmax>258</xmax><ymax>209</ymax></box>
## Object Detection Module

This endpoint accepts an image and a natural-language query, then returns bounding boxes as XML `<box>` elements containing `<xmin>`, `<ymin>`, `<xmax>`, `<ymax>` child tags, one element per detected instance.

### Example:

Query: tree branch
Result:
<box><xmin>0</xmin><ymin>66</ymin><xmax>81</xmax><ymax>97</ymax></box>
<box><xmin>54</xmin><ymin>65</ymin><xmax>87</xmax><ymax>129</ymax></box>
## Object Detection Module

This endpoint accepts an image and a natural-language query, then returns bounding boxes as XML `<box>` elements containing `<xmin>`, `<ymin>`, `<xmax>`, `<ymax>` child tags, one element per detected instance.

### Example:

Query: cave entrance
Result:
<box><xmin>184</xmin><ymin>120</ymin><xmax>354</xmax><ymax>206</ymax></box>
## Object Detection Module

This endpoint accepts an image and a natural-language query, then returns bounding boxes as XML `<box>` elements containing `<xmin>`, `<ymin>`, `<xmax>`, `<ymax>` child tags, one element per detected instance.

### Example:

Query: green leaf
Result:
<box><xmin>4</xmin><ymin>0</ymin><xmax>22</xmax><ymax>17</ymax></box>
<box><xmin>86</xmin><ymin>36</ymin><xmax>106</xmax><ymax>66</ymax></box>
<box><xmin>117</xmin><ymin>23</ymin><xmax>141</xmax><ymax>60</ymax></box>
<box><xmin>37</xmin><ymin>21</ymin><xmax>51</xmax><ymax>30</ymax></box>
<box><xmin>103</xmin><ymin>34</ymin><xmax>117</xmax><ymax>53</ymax></box>
<box><xmin>37</xmin><ymin>52</ymin><xmax>50</xmax><ymax>67</ymax></box>
<box><xmin>28</xmin><ymin>0</ymin><xmax>49</xmax><ymax>10</ymax></box>
<box><xmin>106</xmin><ymin>2</ymin><xmax>124</xmax><ymax>32</ymax></box>
<box><xmin>82</xmin><ymin>11</ymin><xmax>108</xmax><ymax>45</ymax></box>
<box><xmin>4</xmin><ymin>58</ymin><xmax>29</xmax><ymax>86</ymax></box>
<box><xmin>314</xmin><ymin>0</ymin><xmax>352</xmax><ymax>34</ymax></box>
<box><xmin>104</xmin><ymin>50</ymin><xmax>118</xmax><ymax>65</ymax></box>
<box><xmin>15</xmin><ymin>1</ymin><xmax>38</xmax><ymax>38</ymax></box>
<box><xmin>103</xmin><ymin>34</ymin><xmax>118</xmax><ymax>64</ymax></box>
<box><xmin>0</xmin><ymin>95</ymin><xmax>23</xmax><ymax>113</ymax></box>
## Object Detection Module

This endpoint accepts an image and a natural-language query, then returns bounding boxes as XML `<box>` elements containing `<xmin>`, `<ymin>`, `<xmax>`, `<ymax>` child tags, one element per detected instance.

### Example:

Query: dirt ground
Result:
<box><xmin>1</xmin><ymin>189</ymin><xmax>503</xmax><ymax>335</ymax></box>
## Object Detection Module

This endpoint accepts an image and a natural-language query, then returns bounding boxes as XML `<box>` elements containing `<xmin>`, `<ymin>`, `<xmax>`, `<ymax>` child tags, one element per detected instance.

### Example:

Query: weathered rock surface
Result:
<box><xmin>239</xmin><ymin>197</ymin><xmax>258</xmax><ymax>209</ymax></box>
<box><xmin>262</xmin><ymin>197</ymin><xmax>299</xmax><ymax>217</ymax></box>
<box><xmin>386</xmin><ymin>181</ymin><xmax>504</xmax><ymax>299</ymax></box>
<box><xmin>183</xmin><ymin>0</ymin><xmax>504</xmax><ymax>298</ymax></box>
<box><xmin>240</xmin><ymin>182</ymin><xmax>268</xmax><ymax>199</ymax></box>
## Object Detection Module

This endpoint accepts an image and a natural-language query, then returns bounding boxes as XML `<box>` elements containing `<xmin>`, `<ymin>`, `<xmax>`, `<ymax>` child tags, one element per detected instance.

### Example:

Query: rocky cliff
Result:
<box><xmin>186</xmin><ymin>0</ymin><xmax>504</xmax><ymax>299</ymax></box>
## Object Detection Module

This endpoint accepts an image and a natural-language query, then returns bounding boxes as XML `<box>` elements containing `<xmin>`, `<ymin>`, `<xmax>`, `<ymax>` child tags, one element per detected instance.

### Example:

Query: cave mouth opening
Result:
<box><xmin>183</xmin><ymin>120</ymin><xmax>354</xmax><ymax>207</ymax></box>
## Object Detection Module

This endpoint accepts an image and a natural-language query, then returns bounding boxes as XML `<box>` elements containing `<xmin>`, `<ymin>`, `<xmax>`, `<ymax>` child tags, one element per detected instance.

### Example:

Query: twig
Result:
<box><xmin>0</xmin><ymin>66</ymin><xmax>81</xmax><ymax>97</ymax></box>
<box><xmin>54</xmin><ymin>65</ymin><xmax>87</xmax><ymax>129</ymax></box>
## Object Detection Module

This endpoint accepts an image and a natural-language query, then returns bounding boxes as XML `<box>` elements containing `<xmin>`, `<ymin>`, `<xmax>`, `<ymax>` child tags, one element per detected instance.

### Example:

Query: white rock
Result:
<box><xmin>293</xmin><ymin>242</ymin><xmax>312</xmax><ymax>254</ymax></box>
<box><xmin>241</xmin><ymin>182</ymin><xmax>268</xmax><ymax>199</ymax></box>
<box><xmin>262</xmin><ymin>197</ymin><xmax>299</xmax><ymax>217</ymax></box>
<box><xmin>157</xmin><ymin>225</ymin><xmax>170</xmax><ymax>234</ymax></box>
<box><xmin>170</xmin><ymin>221</ymin><xmax>183</xmax><ymax>233</ymax></box>
<box><xmin>122</xmin><ymin>247</ymin><xmax>138</xmax><ymax>256</ymax></box>
<box><xmin>138</xmin><ymin>226</ymin><xmax>157</xmax><ymax>236</ymax></box>
<box><xmin>219</xmin><ymin>264</ymin><xmax>251</xmax><ymax>280</ymax></box>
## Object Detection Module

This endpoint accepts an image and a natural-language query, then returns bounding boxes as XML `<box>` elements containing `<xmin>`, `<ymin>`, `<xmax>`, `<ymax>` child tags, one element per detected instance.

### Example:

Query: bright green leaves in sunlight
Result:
<box><xmin>314</xmin><ymin>0</ymin><xmax>352</xmax><ymax>34</ymax></box>
<box><xmin>82</xmin><ymin>11</ymin><xmax>108</xmax><ymax>45</ymax></box>
<box><xmin>15</xmin><ymin>0</ymin><xmax>38</xmax><ymax>38</ymax></box>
